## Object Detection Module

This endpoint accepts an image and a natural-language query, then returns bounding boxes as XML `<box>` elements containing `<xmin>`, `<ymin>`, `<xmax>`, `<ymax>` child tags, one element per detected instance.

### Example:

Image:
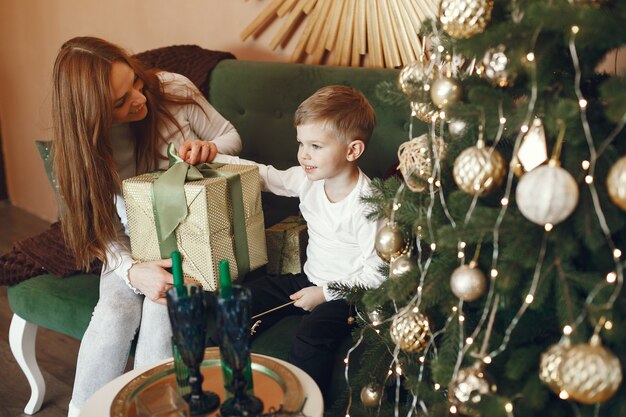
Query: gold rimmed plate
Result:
<box><xmin>111</xmin><ymin>347</ymin><xmax>304</xmax><ymax>416</ymax></box>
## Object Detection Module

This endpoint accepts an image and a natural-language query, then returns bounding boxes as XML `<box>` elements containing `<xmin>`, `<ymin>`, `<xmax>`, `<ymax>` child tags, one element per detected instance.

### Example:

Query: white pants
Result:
<box><xmin>70</xmin><ymin>270</ymin><xmax>172</xmax><ymax>407</ymax></box>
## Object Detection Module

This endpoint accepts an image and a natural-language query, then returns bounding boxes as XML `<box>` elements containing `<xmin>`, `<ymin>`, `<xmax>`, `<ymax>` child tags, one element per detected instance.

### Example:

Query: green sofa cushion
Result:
<box><xmin>208</xmin><ymin>60</ymin><xmax>413</xmax><ymax>226</ymax></box>
<box><xmin>209</xmin><ymin>60</ymin><xmax>408</xmax><ymax>177</ymax></box>
<box><xmin>8</xmin><ymin>274</ymin><xmax>99</xmax><ymax>340</ymax></box>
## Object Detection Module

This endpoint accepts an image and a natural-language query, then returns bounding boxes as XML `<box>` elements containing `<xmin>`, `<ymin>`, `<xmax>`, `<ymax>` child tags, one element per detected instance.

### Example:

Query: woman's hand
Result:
<box><xmin>128</xmin><ymin>259</ymin><xmax>173</xmax><ymax>304</ymax></box>
<box><xmin>290</xmin><ymin>286</ymin><xmax>326</xmax><ymax>311</ymax></box>
<box><xmin>178</xmin><ymin>139</ymin><xmax>218</xmax><ymax>164</ymax></box>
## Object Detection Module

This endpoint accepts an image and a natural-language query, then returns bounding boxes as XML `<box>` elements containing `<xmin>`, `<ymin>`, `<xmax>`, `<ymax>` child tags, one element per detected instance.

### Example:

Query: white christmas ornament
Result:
<box><xmin>450</xmin><ymin>261</ymin><xmax>487</xmax><ymax>302</ymax></box>
<box><xmin>515</xmin><ymin>163</ymin><xmax>579</xmax><ymax>226</ymax></box>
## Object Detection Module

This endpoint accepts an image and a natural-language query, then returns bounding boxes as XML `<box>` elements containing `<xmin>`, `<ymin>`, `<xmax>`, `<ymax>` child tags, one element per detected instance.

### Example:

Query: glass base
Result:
<box><xmin>184</xmin><ymin>391</ymin><xmax>220</xmax><ymax>415</ymax></box>
<box><xmin>219</xmin><ymin>395</ymin><xmax>264</xmax><ymax>417</ymax></box>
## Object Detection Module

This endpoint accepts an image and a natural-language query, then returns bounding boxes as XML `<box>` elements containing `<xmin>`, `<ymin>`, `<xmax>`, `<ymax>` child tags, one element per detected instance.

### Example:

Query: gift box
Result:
<box><xmin>265</xmin><ymin>216</ymin><xmax>308</xmax><ymax>275</ymax></box>
<box><xmin>123</xmin><ymin>160</ymin><xmax>267</xmax><ymax>291</ymax></box>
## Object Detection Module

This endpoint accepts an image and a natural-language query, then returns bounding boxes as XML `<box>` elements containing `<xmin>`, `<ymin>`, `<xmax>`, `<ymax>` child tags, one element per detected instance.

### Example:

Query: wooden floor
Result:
<box><xmin>0</xmin><ymin>201</ymin><xmax>79</xmax><ymax>417</ymax></box>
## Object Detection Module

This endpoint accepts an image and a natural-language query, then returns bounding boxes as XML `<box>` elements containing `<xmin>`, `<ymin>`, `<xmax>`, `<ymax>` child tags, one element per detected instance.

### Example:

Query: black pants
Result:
<box><xmin>244</xmin><ymin>273</ymin><xmax>354</xmax><ymax>398</ymax></box>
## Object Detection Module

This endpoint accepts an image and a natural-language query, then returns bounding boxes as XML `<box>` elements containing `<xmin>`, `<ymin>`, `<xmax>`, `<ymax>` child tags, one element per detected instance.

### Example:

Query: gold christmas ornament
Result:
<box><xmin>375</xmin><ymin>223</ymin><xmax>406</xmax><ymax>262</ymax></box>
<box><xmin>478</xmin><ymin>44</ymin><xmax>513</xmax><ymax>87</ymax></box>
<box><xmin>450</xmin><ymin>261</ymin><xmax>487</xmax><ymax>302</ymax></box>
<box><xmin>390</xmin><ymin>252</ymin><xmax>418</xmax><ymax>279</ymax></box>
<box><xmin>453</xmin><ymin>140</ymin><xmax>507</xmax><ymax>196</ymax></box>
<box><xmin>360</xmin><ymin>382</ymin><xmax>384</xmax><ymax>408</ymax></box>
<box><xmin>389</xmin><ymin>308</ymin><xmax>431</xmax><ymax>353</ymax></box>
<box><xmin>447</xmin><ymin>362</ymin><xmax>497</xmax><ymax>417</ymax></box>
<box><xmin>539</xmin><ymin>338</ymin><xmax>571</xmax><ymax>394</ymax></box>
<box><xmin>398</xmin><ymin>134</ymin><xmax>448</xmax><ymax>192</ymax></box>
<box><xmin>430</xmin><ymin>76</ymin><xmax>463</xmax><ymax>109</ymax></box>
<box><xmin>399</xmin><ymin>60</ymin><xmax>439</xmax><ymax>122</ymax></box>
<box><xmin>448</xmin><ymin>118</ymin><xmax>469</xmax><ymax>138</ymax></box>
<box><xmin>517</xmin><ymin>118</ymin><xmax>548</xmax><ymax>174</ymax></box>
<box><xmin>606</xmin><ymin>155</ymin><xmax>626</xmax><ymax>211</ymax></box>
<box><xmin>559</xmin><ymin>335</ymin><xmax>622</xmax><ymax>404</ymax></box>
<box><xmin>439</xmin><ymin>0</ymin><xmax>494</xmax><ymax>39</ymax></box>
<box><xmin>515</xmin><ymin>164</ymin><xmax>579</xmax><ymax>226</ymax></box>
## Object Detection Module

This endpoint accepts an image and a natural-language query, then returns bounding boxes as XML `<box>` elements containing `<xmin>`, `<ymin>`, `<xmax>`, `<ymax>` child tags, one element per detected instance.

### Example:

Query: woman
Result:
<box><xmin>51</xmin><ymin>36</ymin><xmax>242</xmax><ymax>416</ymax></box>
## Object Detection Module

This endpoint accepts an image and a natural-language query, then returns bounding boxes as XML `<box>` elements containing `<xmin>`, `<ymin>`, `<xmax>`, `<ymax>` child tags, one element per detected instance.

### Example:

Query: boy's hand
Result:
<box><xmin>178</xmin><ymin>140</ymin><xmax>217</xmax><ymax>164</ymax></box>
<box><xmin>128</xmin><ymin>259</ymin><xmax>174</xmax><ymax>305</ymax></box>
<box><xmin>290</xmin><ymin>286</ymin><xmax>325</xmax><ymax>311</ymax></box>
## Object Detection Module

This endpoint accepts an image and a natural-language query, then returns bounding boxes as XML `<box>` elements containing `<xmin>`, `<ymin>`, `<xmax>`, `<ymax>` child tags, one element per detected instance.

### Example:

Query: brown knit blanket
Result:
<box><xmin>1</xmin><ymin>45</ymin><xmax>236</xmax><ymax>286</ymax></box>
<box><xmin>0</xmin><ymin>222</ymin><xmax>102</xmax><ymax>285</ymax></box>
<box><xmin>134</xmin><ymin>44</ymin><xmax>235</xmax><ymax>97</ymax></box>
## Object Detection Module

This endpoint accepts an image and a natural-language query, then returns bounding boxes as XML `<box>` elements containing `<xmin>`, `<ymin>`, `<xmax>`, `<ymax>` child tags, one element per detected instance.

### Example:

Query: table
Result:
<box><xmin>81</xmin><ymin>351</ymin><xmax>323</xmax><ymax>417</ymax></box>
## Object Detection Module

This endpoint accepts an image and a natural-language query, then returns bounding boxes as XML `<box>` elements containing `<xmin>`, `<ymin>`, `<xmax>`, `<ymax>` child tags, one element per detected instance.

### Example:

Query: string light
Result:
<box><xmin>440</xmin><ymin>111</ymin><xmax>446</xmax><ymax>119</ymax></box>
<box><xmin>613</xmin><ymin>249</ymin><xmax>622</xmax><ymax>258</ymax></box>
<box><xmin>501</xmin><ymin>197</ymin><xmax>509</xmax><ymax>206</ymax></box>
<box><xmin>430</xmin><ymin>243</ymin><xmax>436</xmax><ymax>251</ymax></box>
<box><xmin>490</xmin><ymin>269</ymin><xmax>499</xmax><ymax>278</ymax></box>
<box><xmin>579</xmin><ymin>98</ymin><xmax>588</xmax><ymax>109</ymax></box>
<box><xmin>582</xmin><ymin>160</ymin><xmax>590</xmax><ymax>169</ymax></box>
<box><xmin>500</xmin><ymin>117</ymin><xmax>507</xmax><ymax>124</ymax></box>
<box><xmin>563</xmin><ymin>325</ymin><xmax>573</xmax><ymax>335</ymax></box>
<box><xmin>521</xmin><ymin>124</ymin><xmax>529</xmax><ymax>133</ymax></box>
<box><xmin>585</xmin><ymin>175</ymin><xmax>593</xmax><ymax>184</ymax></box>
<box><xmin>396</xmin><ymin>366</ymin><xmax>403</xmax><ymax>375</ymax></box>
<box><xmin>419</xmin><ymin>356</ymin><xmax>425</xmax><ymax>363</ymax></box>
<box><xmin>344</xmin><ymin>357</ymin><xmax>349</xmax><ymax>364</ymax></box>
<box><xmin>457</xmin><ymin>251</ymin><xmax>464</xmax><ymax>259</ymax></box>
<box><xmin>466</xmin><ymin>337</ymin><xmax>474</xmax><ymax>345</ymax></box>
<box><xmin>605</xmin><ymin>320</ymin><xmax>613</xmax><ymax>330</ymax></box>
<box><xmin>483</xmin><ymin>356</ymin><xmax>492</xmax><ymax>364</ymax></box>
<box><xmin>526</xmin><ymin>52</ymin><xmax>535</xmax><ymax>62</ymax></box>
<box><xmin>559</xmin><ymin>390</ymin><xmax>570</xmax><ymax>400</ymax></box>
<box><xmin>450</xmin><ymin>405</ymin><xmax>458</xmax><ymax>414</ymax></box>
<box><xmin>544</xmin><ymin>223</ymin><xmax>553</xmax><ymax>232</ymax></box>
<box><xmin>505</xmin><ymin>403</ymin><xmax>514</xmax><ymax>413</ymax></box>
<box><xmin>525</xmin><ymin>294</ymin><xmax>534</xmax><ymax>304</ymax></box>
<box><xmin>459</xmin><ymin>315</ymin><xmax>465</xmax><ymax>322</ymax></box>
<box><xmin>571</xmin><ymin>25</ymin><xmax>579</xmax><ymax>34</ymax></box>
<box><xmin>607</xmin><ymin>272</ymin><xmax>617</xmax><ymax>283</ymax></box>
<box><xmin>434</xmin><ymin>383</ymin><xmax>440</xmax><ymax>390</ymax></box>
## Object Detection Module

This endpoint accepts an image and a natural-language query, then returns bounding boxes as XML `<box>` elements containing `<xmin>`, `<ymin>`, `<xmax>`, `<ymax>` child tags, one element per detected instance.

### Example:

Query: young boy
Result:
<box><xmin>213</xmin><ymin>85</ymin><xmax>385</xmax><ymax>394</ymax></box>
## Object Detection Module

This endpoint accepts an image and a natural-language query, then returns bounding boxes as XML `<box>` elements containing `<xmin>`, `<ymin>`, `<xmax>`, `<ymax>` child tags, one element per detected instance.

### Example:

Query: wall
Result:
<box><xmin>0</xmin><ymin>0</ymin><xmax>293</xmax><ymax>221</ymax></box>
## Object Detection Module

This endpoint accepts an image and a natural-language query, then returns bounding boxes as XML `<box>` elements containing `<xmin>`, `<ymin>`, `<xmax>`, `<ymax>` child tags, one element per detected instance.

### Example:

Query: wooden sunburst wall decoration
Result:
<box><xmin>241</xmin><ymin>0</ymin><xmax>439</xmax><ymax>68</ymax></box>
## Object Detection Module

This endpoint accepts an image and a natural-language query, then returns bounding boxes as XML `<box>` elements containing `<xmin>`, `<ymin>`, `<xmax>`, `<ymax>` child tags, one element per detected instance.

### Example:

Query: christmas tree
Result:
<box><xmin>330</xmin><ymin>1</ymin><xmax>626</xmax><ymax>416</ymax></box>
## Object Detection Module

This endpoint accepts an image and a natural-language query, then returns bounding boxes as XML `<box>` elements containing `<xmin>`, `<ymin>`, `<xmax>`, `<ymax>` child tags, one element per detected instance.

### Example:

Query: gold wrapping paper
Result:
<box><xmin>265</xmin><ymin>216</ymin><xmax>308</xmax><ymax>275</ymax></box>
<box><xmin>123</xmin><ymin>164</ymin><xmax>267</xmax><ymax>291</ymax></box>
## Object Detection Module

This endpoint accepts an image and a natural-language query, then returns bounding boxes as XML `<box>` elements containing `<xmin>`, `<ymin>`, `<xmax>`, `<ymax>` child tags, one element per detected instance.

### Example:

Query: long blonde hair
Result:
<box><xmin>52</xmin><ymin>36</ymin><xmax>196</xmax><ymax>269</ymax></box>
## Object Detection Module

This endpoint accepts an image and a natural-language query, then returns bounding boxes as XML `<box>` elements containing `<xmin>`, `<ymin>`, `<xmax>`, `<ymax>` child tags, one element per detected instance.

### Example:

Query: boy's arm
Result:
<box><xmin>213</xmin><ymin>154</ymin><xmax>305</xmax><ymax>197</ymax></box>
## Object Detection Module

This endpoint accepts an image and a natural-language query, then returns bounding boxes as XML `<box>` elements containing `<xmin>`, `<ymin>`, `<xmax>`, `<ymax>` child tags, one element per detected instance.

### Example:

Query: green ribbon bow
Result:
<box><xmin>151</xmin><ymin>144</ymin><xmax>250</xmax><ymax>277</ymax></box>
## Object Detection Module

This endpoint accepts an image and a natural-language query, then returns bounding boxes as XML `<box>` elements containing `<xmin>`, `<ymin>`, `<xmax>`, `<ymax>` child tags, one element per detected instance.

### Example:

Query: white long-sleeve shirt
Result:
<box><xmin>105</xmin><ymin>72</ymin><xmax>242</xmax><ymax>291</ymax></box>
<box><xmin>214</xmin><ymin>154</ymin><xmax>386</xmax><ymax>300</ymax></box>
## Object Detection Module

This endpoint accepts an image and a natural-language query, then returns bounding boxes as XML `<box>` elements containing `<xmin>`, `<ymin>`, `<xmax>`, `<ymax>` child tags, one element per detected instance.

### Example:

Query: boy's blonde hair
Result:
<box><xmin>294</xmin><ymin>85</ymin><xmax>376</xmax><ymax>145</ymax></box>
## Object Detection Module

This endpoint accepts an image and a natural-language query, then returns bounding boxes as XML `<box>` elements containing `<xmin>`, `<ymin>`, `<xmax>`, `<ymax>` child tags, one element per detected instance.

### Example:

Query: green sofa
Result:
<box><xmin>7</xmin><ymin>58</ymin><xmax>411</xmax><ymax>415</ymax></box>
